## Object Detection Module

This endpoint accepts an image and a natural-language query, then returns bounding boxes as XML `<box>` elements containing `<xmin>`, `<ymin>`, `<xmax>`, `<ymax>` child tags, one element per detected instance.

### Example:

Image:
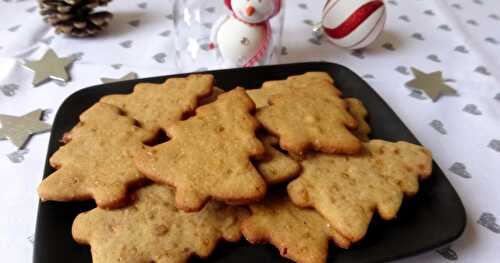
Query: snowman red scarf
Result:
<box><xmin>223</xmin><ymin>0</ymin><xmax>281</xmax><ymax>67</ymax></box>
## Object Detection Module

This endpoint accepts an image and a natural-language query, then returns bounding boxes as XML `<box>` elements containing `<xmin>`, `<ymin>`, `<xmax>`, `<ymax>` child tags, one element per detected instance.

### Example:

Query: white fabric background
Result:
<box><xmin>0</xmin><ymin>0</ymin><xmax>499</xmax><ymax>262</ymax></box>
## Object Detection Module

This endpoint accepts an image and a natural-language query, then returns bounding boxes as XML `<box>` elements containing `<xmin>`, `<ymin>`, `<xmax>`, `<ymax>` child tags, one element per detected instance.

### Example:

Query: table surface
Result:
<box><xmin>0</xmin><ymin>0</ymin><xmax>499</xmax><ymax>262</ymax></box>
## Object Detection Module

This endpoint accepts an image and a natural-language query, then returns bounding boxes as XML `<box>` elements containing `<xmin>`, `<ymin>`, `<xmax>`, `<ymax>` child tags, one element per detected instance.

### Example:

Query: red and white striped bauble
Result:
<box><xmin>322</xmin><ymin>0</ymin><xmax>386</xmax><ymax>49</ymax></box>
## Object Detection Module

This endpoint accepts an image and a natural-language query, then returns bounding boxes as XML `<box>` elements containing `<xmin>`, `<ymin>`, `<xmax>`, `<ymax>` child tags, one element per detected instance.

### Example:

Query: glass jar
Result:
<box><xmin>174</xmin><ymin>0</ymin><xmax>285</xmax><ymax>72</ymax></box>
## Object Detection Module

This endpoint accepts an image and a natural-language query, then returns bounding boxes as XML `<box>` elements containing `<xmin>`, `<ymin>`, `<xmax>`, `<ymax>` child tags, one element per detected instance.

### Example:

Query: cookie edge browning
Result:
<box><xmin>38</xmin><ymin>102</ymin><xmax>154</xmax><ymax>209</ymax></box>
<box><xmin>372</xmin><ymin>140</ymin><xmax>433</xmax><ymax>195</ymax></box>
<box><xmin>72</xmin><ymin>185</ymin><xmax>250</xmax><ymax>263</ymax></box>
<box><xmin>259</xmin><ymin>94</ymin><xmax>362</xmax><ymax>156</ymax></box>
<box><xmin>345</xmin><ymin>98</ymin><xmax>371</xmax><ymax>142</ymax></box>
<box><xmin>73</xmin><ymin>211</ymin><xmax>248</xmax><ymax>262</ymax></box>
<box><xmin>249</xmin><ymin>72</ymin><xmax>339</xmax><ymax>110</ymax></box>
<box><xmin>135</xmin><ymin>87</ymin><xmax>267</xmax><ymax>212</ymax></box>
<box><xmin>241</xmin><ymin>196</ymin><xmax>352</xmax><ymax>263</ymax></box>
<box><xmin>100</xmin><ymin>74</ymin><xmax>215</xmax><ymax>131</ymax></box>
<box><xmin>170</xmin><ymin>87</ymin><xmax>267</xmax><ymax>209</ymax></box>
<box><xmin>254</xmin><ymin>134</ymin><xmax>302</xmax><ymax>185</ymax></box>
<box><xmin>72</xmin><ymin>210</ymin><xmax>92</xmax><ymax>245</ymax></box>
<box><xmin>240</xmin><ymin>201</ymin><xmax>326</xmax><ymax>263</ymax></box>
<box><xmin>287</xmin><ymin>141</ymin><xmax>433</xmax><ymax>242</ymax></box>
<box><xmin>176</xmin><ymin>74</ymin><xmax>216</xmax><ymax>125</ymax></box>
<box><xmin>242</xmin><ymin>206</ymin><xmax>353</xmax><ymax>249</ymax></box>
<box><xmin>175</xmin><ymin>87</ymin><xmax>268</xmax><ymax>212</ymax></box>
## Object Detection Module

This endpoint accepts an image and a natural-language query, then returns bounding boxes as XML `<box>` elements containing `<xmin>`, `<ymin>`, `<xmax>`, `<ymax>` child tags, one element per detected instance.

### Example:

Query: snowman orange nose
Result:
<box><xmin>246</xmin><ymin>6</ymin><xmax>256</xmax><ymax>16</ymax></box>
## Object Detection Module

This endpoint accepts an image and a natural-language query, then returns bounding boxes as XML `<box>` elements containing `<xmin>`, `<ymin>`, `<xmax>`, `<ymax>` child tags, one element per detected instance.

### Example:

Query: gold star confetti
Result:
<box><xmin>0</xmin><ymin>109</ymin><xmax>51</xmax><ymax>148</ymax></box>
<box><xmin>24</xmin><ymin>49</ymin><xmax>74</xmax><ymax>87</ymax></box>
<box><xmin>405</xmin><ymin>67</ymin><xmax>457</xmax><ymax>102</ymax></box>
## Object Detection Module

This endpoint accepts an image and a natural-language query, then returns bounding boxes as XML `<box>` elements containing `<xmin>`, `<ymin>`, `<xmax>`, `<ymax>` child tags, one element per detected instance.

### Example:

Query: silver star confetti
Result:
<box><xmin>100</xmin><ymin>72</ymin><xmax>138</xmax><ymax>84</ymax></box>
<box><xmin>0</xmin><ymin>109</ymin><xmax>52</xmax><ymax>149</ymax></box>
<box><xmin>24</xmin><ymin>49</ymin><xmax>75</xmax><ymax>87</ymax></box>
<box><xmin>405</xmin><ymin>67</ymin><xmax>457</xmax><ymax>102</ymax></box>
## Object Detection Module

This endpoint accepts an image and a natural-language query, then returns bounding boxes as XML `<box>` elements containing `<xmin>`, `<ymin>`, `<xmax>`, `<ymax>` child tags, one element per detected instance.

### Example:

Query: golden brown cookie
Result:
<box><xmin>290</xmin><ymin>71</ymin><xmax>334</xmax><ymax>82</ymax></box>
<box><xmin>261</xmin><ymin>72</ymin><xmax>339</xmax><ymax>97</ymax></box>
<box><xmin>246</xmin><ymin>89</ymin><xmax>268</xmax><ymax>109</ymax></box>
<box><xmin>345</xmin><ymin>98</ymin><xmax>371</xmax><ymax>141</ymax></box>
<box><xmin>287</xmin><ymin>140</ymin><xmax>433</xmax><ymax>243</ymax></box>
<box><xmin>38</xmin><ymin>102</ymin><xmax>156</xmax><ymax>208</ymax></box>
<box><xmin>101</xmin><ymin>74</ymin><xmax>213</xmax><ymax>132</ymax></box>
<box><xmin>135</xmin><ymin>88</ymin><xmax>267</xmax><ymax>212</ymax></box>
<box><xmin>200</xmin><ymin>87</ymin><xmax>225</xmax><ymax>105</ymax></box>
<box><xmin>246</xmin><ymin>72</ymin><xmax>341</xmax><ymax>109</ymax></box>
<box><xmin>73</xmin><ymin>184</ymin><xmax>249</xmax><ymax>263</ymax></box>
<box><xmin>248</xmin><ymin>93</ymin><xmax>369</xmax><ymax>147</ymax></box>
<box><xmin>254</xmin><ymin>72</ymin><xmax>361</xmax><ymax>155</ymax></box>
<box><xmin>254</xmin><ymin>134</ymin><xmax>301</xmax><ymax>185</ymax></box>
<box><xmin>256</xmin><ymin>93</ymin><xmax>361</xmax><ymax>155</ymax></box>
<box><xmin>242</xmin><ymin>193</ymin><xmax>350</xmax><ymax>263</ymax></box>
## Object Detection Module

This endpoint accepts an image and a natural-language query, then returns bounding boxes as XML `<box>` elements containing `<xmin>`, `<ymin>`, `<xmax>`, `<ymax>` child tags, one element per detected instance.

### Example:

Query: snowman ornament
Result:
<box><xmin>210</xmin><ymin>0</ymin><xmax>281</xmax><ymax>67</ymax></box>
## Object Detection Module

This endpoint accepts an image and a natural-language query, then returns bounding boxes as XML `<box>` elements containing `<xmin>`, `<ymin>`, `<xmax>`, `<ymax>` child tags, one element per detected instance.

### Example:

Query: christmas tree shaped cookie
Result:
<box><xmin>256</xmin><ymin>94</ymin><xmax>360</xmax><ymax>155</ymax></box>
<box><xmin>73</xmin><ymin>184</ymin><xmax>249</xmax><ymax>263</ymax></box>
<box><xmin>101</xmin><ymin>74</ymin><xmax>213</xmax><ymax>132</ymax></box>
<box><xmin>242</xmin><ymin>193</ymin><xmax>350</xmax><ymax>263</ymax></box>
<box><xmin>255</xmin><ymin>73</ymin><xmax>361</xmax><ymax>155</ymax></box>
<box><xmin>288</xmin><ymin>140</ymin><xmax>432</xmax><ymax>243</ymax></box>
<box><xmin>135</xmin><ymin>88</ymin><xmax>267</xmax><ymax>212</ymax></box>
<box><xmin>247</xmin><ymin>72</ymin><xmax>342</xmax><ymax>109</ymax></box>
<box><xmin>38</xmin><ymin>103</ymin><xmax>156</xmax><ymax>208</ymax></box>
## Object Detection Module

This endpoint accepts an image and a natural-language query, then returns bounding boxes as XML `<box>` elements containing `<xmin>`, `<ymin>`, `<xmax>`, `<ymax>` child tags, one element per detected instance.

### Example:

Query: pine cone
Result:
<box><xmin>39</xmin><ymin>0</ymin><xmax>113</xmax><ymax>37</ymax></box>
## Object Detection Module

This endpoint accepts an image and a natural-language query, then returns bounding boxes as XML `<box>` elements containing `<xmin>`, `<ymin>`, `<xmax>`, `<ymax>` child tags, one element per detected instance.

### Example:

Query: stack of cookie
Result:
<box><xmin>38</xmin><ymin>72</ymin><xmax>433</xmax><ymax>263</ymax></box>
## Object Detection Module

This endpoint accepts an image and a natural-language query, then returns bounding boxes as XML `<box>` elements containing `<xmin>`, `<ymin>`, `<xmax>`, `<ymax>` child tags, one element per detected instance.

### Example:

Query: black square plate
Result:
<box><xmin>34</xmin><ymin>62</ymin><xmax>466</xmax><ymax>263</ymax></box>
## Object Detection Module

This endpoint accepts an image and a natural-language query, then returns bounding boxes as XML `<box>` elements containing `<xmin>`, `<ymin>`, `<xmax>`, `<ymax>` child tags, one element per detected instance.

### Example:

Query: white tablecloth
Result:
<box><xmin>0</xmin><ymin>0</ymin><xmax>499</xmax><ymax>262</ymax></box>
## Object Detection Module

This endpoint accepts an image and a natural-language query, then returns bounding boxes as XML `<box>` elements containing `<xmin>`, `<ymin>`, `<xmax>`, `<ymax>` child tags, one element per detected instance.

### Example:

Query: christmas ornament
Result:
<box><xmin>39</xmin><ymin>0</ymin><xmax>113</xmax><ymax>37</ymax></box>
<box><xmin>210</xmin><ymin>0</ymin><xmax>282</xmax><ymax>67</ymax></box>
<box><xmin>0</xmin><ymin>109</ymin><xmax>52</xmax><ymax>149</ymax></box>
<box><xmin>100</xmin><ymin>72</ymin><xmax>138</xmax><ymax>84</ymax></box>
<box><xmin>24</xmin><ymin>49</ymin><xmax>75</xmax><ymax>87</ymax></box>
<box><xmin>321</xmin><ymin>0</ymin><xmax>386</xmax><ymax>49</ymax></box>
<box><xmin>405</xmin><ymin>68</ymin><xmax>457</xmax><ymax>102</ymax></box>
